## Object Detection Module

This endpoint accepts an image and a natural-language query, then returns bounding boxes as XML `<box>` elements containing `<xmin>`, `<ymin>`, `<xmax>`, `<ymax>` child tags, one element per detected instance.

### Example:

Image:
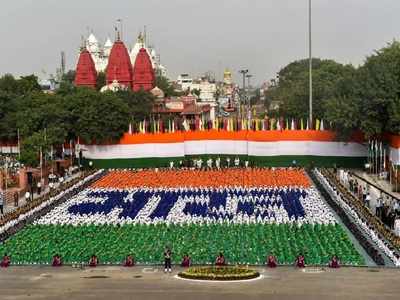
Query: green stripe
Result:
<box><xmin>83</xmin><ymin>155</ymin><xmax>366</xmax><ymax>169</ymax></box>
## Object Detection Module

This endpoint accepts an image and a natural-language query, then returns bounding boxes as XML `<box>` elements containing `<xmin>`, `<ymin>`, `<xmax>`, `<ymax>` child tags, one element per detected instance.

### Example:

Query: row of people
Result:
<box><xmin>321</xmin><ymin>169</ymin><xmax>400</xmax><ymax>257</ymax></box>
<box><xmin>0</xmin><ymin>253</ymin><xmax>340</xmax><ymax>269</ymax></box>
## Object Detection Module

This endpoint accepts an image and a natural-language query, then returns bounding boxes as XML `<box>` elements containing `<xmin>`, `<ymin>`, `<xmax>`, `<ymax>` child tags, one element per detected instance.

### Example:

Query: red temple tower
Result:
<box><xmin>106</xmin><ymin>36</ymin><xmax>133</xmax><ymax>89</ymax></box>
<box><xmin>132</xmin><ymin>48</ymin><xmax>156</xmax><ymax>92</ymax></box>
<box><xmin>74</xmin><ymin>48</ymin><xmax>97</xmax><ymax>88</ymax></box>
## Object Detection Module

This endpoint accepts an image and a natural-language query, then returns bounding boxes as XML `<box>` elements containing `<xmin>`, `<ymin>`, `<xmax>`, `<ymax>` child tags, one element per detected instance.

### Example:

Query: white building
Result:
<box><xmin>177</xmin><ymin>74</ymin><xmax>193</xmax><ymax>91</ymax></box>
<box><xmin>83</xmin><ymin>32</ymin><xmax>167</xmax><ymax>77</ymax></box>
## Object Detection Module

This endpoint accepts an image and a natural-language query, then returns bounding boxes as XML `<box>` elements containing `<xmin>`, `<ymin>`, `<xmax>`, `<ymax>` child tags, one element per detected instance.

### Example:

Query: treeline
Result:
<box><xmin>0</xmin><ymin>74</ymin><xmax>155</xmax><ymax>166</ymax></box>
<box><xmin>265</xmin><ymin>40</ymin><xmax>400</xmax><ymax>139</ymax></box>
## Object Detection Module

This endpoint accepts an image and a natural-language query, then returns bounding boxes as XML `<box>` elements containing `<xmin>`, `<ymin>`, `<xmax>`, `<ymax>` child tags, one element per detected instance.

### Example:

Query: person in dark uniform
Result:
<box><xmin>89</xmin><ymin>254</ymin><xmax>98</xmax><ymax>267</ymax></box>
<box><xmin>181</xmin><ymin>254</ymin><xmax>191</xmax><ymax>267</ymax></box>
<box><xmin>124</xmin><ymin>254</ymin><xmax>135</xmax><ymax>267</ymax></box>
<box><xmin>1</xmin><ymin>254</ymin><xmax>10</xmax><ymax>268</ymax></box>
<box><xmin>164</xmin><ymin>247</ymin><xmax>172</xmax><ymax>273</ymax></box>
<box><xmin>329</xmin><ymin>255</ymin><xmax>340</xmax><ymax>268</ymax></box>
<box><xmin>266</xmin><ymin>253</ymin><xmax>277</xmax><ymax>268</ymax></box>
<box><xmin>295</xmin><ymin>254</ymin><xmax>305</xmax><ymax>268</ymax></box>
<box><xmin>52</xmin><ymin>254</ymin><xmax>62</xmax><ymax>267</ymax></box>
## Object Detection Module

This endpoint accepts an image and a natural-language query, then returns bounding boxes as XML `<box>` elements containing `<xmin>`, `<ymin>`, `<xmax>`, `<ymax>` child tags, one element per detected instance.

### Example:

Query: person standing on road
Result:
<box><xmin>164</xmin><ymin>247</ymin><xmax>172</xmax><ymax>273</ymax></box>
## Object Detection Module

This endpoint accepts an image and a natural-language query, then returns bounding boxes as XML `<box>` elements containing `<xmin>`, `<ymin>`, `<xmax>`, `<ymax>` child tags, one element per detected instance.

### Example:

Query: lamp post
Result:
<box><xmin>246</xmin><ymin>74</ymin><xmax>253</xmax><ymax>121</ymax></box>
<box><xmin>239</xmin><ymin>69</ymin><xmax>248</xmax><ymax>119</ymax></box>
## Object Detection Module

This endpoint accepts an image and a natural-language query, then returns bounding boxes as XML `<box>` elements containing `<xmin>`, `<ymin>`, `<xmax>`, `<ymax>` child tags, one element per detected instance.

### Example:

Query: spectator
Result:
<box><xmin>25</xmin><ymin>191</ymin><xmax>31</xmax><ymax>203</ymax></box>
<box><xmin>13</xmin><ymin>192</ymin><xmax>19</xmax><ymax>207</ymax></box>
<box><xmin>365</xmin><ymin>193</ymin><xmax>371</xmax><ymax>208</ymax></box>
<box><xmin>37</xmin><ymin>181</ymin><xmax>42</xmax><ymax>195</ymax></box>
<box><xmin>392</xmin><ymin>200</ymin><xmax>399</xmax><ymax>216</ymax></box>
<box><xmin>376</xmin><ymin>196</ymin><xmax>383</xmax><ymax>218</ymax></box>
<box><xmin>0</xmin><ymin>192</ymin><xmax>4</xmax><ymax>214</ymax></box>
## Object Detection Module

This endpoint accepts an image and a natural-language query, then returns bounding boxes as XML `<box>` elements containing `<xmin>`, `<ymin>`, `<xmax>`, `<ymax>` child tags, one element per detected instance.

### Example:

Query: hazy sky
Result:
<box><xmin>1</xmin><ymin>0</ymin><xmax>400</xmax><ymax>84</ymax></box>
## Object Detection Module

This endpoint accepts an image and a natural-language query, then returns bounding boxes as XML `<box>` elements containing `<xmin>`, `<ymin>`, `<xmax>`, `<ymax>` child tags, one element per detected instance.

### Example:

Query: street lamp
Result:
<box><xmin>246</xmin><ymin>74</ymin><xmax>253</xmax><ymax>120</ymax></box>
<box><xmin>239</xmin><ymin>69</ymin><xmax>249</xmax><ymax>119</ymax></box>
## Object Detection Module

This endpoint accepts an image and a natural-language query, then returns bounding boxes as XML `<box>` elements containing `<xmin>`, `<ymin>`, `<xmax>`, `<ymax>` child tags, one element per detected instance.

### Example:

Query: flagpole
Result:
<box><xmin>17</xmin><ymin>128</ymin><xmax>21</xmax><ymax>160</ymax></box>
<box><xmin>40</xmin><ymin>146</ymin><xmax>43</xmax><ymax>186</ymax></box>
<box><xmin>375</xmin><ymin>140</ymin><xmax>378</xmax><ymax>176</ymax></box>
<box><xmin>308</xmin><ymin>0</ymin><xmax>313</xmax><ymax>127</ymax></box>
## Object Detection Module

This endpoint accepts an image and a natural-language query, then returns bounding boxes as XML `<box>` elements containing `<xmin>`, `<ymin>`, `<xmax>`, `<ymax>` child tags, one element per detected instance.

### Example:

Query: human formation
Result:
<box><xmin>0</xmin><ymin>168</ymin><xmax>362</xmax><ymax>267</ymax></box>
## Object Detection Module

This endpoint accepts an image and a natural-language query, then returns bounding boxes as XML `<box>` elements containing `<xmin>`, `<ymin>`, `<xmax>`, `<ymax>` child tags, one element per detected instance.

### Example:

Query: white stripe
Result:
<box><xmin>184</xmin><ymin>140</ymin><xmax>247</xmax><ymax>155</ymax></box>
<box><xmin>248</xmin><ymin>141</ymin><xmax>367</xmax><ymax>157</ymax></box>
<box><xmin>82</xmin><ymin>141</ymin><xmax>367</xmax><ymax>160</ymax></box>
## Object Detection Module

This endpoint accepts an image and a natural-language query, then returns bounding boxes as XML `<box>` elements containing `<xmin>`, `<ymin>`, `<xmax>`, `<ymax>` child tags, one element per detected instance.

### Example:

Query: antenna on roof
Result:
<box><xmin>117</xmin><ymin>19</ymin><xmax>123</xmax><ymax>41</ymax></box>
<box><xmin>114</xmin><ymin>26</ymin><xmax>119</xmax><ymax>41</ymax></box>
<box><xmin>80</xmin><ymin>35</ymin><xmax>86</xmax><ymax>51</ymax></box>
<box><xmin>144</xmin><ymin>25</ymin><xmax>147</xmax><ymax>46</ymax></box>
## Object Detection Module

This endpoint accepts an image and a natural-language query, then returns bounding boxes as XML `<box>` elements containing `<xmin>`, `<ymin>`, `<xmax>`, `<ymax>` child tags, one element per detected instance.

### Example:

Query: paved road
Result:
<box><xmin>0</xmin><ymin>266</ymin><xmax>399</xmax><ymax>300</ymax></box>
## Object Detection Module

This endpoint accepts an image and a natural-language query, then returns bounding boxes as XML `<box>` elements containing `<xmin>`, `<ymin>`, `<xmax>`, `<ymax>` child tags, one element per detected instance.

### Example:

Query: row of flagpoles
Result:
<box><xmin>367</xmin><ymin>140</ymin><xmax>386</xmax><ymax>175</ymax></box>
<box><xmin>130</xmin><ymin>117</ymin><xmax>327</xmax><ymax>134</ymax></box>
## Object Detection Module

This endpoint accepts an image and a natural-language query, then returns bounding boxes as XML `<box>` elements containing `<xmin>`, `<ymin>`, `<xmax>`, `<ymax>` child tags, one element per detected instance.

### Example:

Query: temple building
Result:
<box><xmin>82</xmin><ymin>31</ymin><xmax>167</xmax><ymax>77</ymax></box>
<box><xmin>74</xmin><ymin>46</ymin><xmax>97</xmax><ymax>89</ymax></box>
<box><xmin>132</xmin><ymin>48</ymin><xmax>156</xmax><ymax>92</ymax></box>
<box><xmin>105</xmin><ymin>34</ymin><xmax>133</xmax><ymax>89</ymax></box>
<box><xmin>74</xmin><ymin>30</ymin><xmax>166</xmax><ymax>91</ymax></box>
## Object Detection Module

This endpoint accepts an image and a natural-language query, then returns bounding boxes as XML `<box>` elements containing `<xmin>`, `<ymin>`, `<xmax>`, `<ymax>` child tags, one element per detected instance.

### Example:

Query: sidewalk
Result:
<box><xmin>354</xmin><ymin>171</ymin><xmax>400</xmax><ymax>198</ymax></box>
<box><xmin>2</xmin><ymin>171</ymin><xmax>83</xmax><ymax>215</ymax></box>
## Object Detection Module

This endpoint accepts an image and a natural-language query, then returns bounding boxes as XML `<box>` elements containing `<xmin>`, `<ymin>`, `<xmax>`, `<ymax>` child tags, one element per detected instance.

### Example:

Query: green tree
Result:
<box><xmin>268</xmin><ymin>59</ymin><xmax>356</xmax><ymax>120</ymax></box>
<box><xmin>17</xmin><ymin>75</ymin><xmax>41</xmax><ymax>94</ymax></box>
<box><xmin>155</xmin><ymin>75</ymin><xmax>180</xmax><ymax>97</ymax></box>
<box><xmin>116</xmin><ymin>89</ymin><xmax>155</xmax><ymax>122</ymax></box>
<box><xmin>96</xmin><ymin>71</ymin><xmax>106</xmax><ymax>91</ymax></box>
<box><xmin>355</xmin><ymin>41</ymin><xmax>400</xmax><ymax>137</ymax></box>
<box><xmin>65</xmin><ymin>88</ymin><xmax>130</xmax><ymax>143</ymax></box>
<box><xmin>0</xmin><ymin>74</ymin><xmax>20</xmax><ymax>94</ymax></box>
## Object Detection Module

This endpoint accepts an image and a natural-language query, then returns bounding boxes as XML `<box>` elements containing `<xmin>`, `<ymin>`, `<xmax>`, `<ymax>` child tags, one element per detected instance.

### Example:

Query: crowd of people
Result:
<box><xmin>339</xmin><ymin>170</ymin><xmax>400</xmax><ymax>233</ymax></box>
<box><xmin>92</xmin><ymin>168</ymin><xmax>311</xmax><ymax>189</ymax></box>
<box><xmin>328</xmin><ymin>169</ymin><xmax>400</xmax><ymax>249</ymax></box>
<box><xmin>0</xmin><ymin>170</ymin><xmax>104</xmax><ymax>244</ymax></box>
<box><xmin>315</xmin><ymin>169</ymin><xmax>400</xmax><ymax>266</ymax></box>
